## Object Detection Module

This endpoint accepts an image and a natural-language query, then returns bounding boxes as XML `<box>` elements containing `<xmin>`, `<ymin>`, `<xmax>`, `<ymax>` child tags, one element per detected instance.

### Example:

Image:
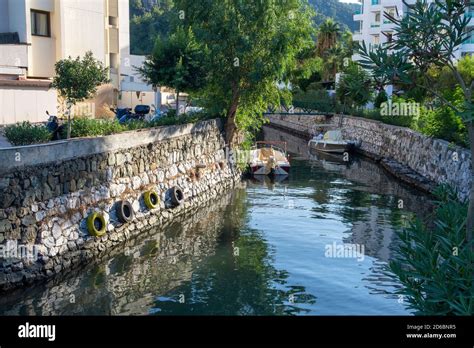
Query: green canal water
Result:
<box><xmin>0</xmin><ymin>127</ymin><xmax>433</xmax><ymax>315</ymax></box>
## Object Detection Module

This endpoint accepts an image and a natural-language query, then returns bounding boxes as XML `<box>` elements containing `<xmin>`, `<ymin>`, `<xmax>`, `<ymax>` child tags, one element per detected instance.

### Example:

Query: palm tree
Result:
<box><xmin>323</xmin><ymin>46</ymin><xmax>343</xmax><ymax>81</ymax></box>
<box><xmin>316</xmin><ymin>19</ymin><xmax>341</xmax><ymax>57</ymax></box>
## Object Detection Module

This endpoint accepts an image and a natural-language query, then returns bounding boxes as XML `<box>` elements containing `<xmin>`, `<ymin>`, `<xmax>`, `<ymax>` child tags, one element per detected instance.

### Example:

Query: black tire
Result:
<box><xmin>116</xmin><ymin>200</ymin><xmax>134</xmax><ymax>223</ymax></box>
<box><xmin>170</xmin><ymin>186</ymin><xmax>184</xmax><ymax>207</ymax></box>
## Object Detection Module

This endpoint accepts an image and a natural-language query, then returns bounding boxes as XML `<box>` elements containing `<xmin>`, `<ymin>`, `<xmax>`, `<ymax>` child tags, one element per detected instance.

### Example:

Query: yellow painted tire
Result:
<box><xmin>144</xmin><ymin>190</ymin><xmax>159</xmax><ymax>209</ymax></box>
<box><xmin>87</xmin><ymin>212</ymin><xmax>106</xmax><ymax>237</ymax></box>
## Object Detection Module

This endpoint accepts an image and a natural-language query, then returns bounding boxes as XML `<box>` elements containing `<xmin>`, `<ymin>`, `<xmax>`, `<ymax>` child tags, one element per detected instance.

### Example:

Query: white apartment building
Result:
<box><xmin>352</xmin><ymin>0</ymin><xmax>474</xmax><ymax>62</ymax></box>
<box><xmin>119</xmin><ymin>54</ymin><xmax>162</xmax><ymax>110</ymax></box>
<box><xmin>0</xmin><ymin>0</ymin><xmax>150</xmax><ymax>125</ymax></box>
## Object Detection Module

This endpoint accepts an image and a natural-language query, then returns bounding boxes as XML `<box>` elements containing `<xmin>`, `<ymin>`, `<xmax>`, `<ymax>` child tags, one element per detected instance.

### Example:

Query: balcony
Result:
<box><xmin>0</xmin><ymin>43</ymin><xmax>28</xmax><ymax>76</ymax></box>
<box><xmin>382</xmin><ymin>18</ymin><xmax>397</xmax><ymax>28</ymax></box>
<box><xmin>371</xmin><ymin>22</ymin><xmax>381</xmax><ymax>28</ymax></box>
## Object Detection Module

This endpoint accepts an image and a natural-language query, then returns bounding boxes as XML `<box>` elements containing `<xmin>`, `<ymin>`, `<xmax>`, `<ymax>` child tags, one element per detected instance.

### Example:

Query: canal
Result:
<box><xmin>0</xmin><ymin>127</ymin><xmax>433</xmax><ymax>315</ymax></box>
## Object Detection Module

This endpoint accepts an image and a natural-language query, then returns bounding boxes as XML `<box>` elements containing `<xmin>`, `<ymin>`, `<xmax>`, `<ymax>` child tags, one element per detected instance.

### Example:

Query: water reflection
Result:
<box><xmin>0</xmin><ymin>187</ymin><xmax>316</xmax><ymax>315</ymax></box>
<box><xmin>0</xmin><ymin>128</ymin><xmax>433</xmax><ymax>316</ymax></box>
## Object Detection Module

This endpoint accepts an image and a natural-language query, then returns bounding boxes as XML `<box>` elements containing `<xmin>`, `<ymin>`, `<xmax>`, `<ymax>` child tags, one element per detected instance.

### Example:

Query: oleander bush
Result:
<box><xmin>4</xmin><ymin>121</ymin><xmax>52</xmax><ymax>146</ymax></box>
<box><xmin>388</xmin><ymin>185</ymin><xmax>474</xmax><ymax>315</ymax></box>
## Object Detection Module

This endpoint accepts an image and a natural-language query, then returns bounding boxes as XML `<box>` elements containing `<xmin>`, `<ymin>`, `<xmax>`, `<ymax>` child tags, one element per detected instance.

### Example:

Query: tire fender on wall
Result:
<box><xmin>116</xmin><ymin>200</ymin><xmax>134</xmax><ymax>223</ymax></box>
<box><xmin>87</xmin><ymin>212</ymin><xmax>107</xmax><ymax>237</ymax></box>
<box><xmin>144</xmin><ymin>190</ymin><xmax>160</xmax><ymax>210</ymax></box>
<box><xmin>170</xmin><ymin>186</ymin><xmax>185</xmax><ymax>207</ymax></box>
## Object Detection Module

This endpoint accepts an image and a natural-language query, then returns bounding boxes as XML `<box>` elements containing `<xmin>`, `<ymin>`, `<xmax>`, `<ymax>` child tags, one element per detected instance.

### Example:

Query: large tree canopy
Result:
<box><xmin>173</xmin><ymin>0</ymin><xmax>315</xmax><ymax>145</ymax></box>
<box><xmin>138</xmin><ymin>26</ymin><xmax>208</xmax><ymax>114</ymax></box>
<box><xmin>357</xmin><ymin>0</ymin><xmax>474</xmax><ymax>245</ymax></box>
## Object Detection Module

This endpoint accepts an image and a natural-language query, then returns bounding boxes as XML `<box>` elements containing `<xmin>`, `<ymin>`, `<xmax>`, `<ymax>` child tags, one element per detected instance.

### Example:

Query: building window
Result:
<box><xmin>375</xmin><ymin>12</ymin><xmax>381</xmax><ymax>23</ymax></box>
<box><xmin>384</xmin><ymin>7</ymin><xmax>397</xmax><ymax>23</ymax></box>
<box><xmin>31</xmin><ymin>10</ymin><xmax>50</xmax><ymax>37</ymax></box>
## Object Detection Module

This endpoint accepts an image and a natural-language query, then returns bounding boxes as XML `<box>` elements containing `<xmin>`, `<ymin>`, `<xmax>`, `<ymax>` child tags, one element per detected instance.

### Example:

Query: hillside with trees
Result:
<box><xmin>130</xmin><ymin>0</ymin><xmax>358</xmax><ymax>55</ymax></box>
<box><xmin>309</xmin><ymin>0</ymin><xmax>358</xmax><ymax>32</ymax></box>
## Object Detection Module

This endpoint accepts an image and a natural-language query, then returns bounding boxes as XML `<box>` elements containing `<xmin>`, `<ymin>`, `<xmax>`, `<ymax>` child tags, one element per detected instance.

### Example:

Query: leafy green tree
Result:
<box><xmin>138</xmin><ymin>26</ymin><xmax>208</xmax><ymax>115</ymax></box>
<box><xmin>289</xmin><ymin>47</ymin><xmax>323</xmax><ymax>92</ymax></box>
<box><xmin>357</xmin><ymin>0</ymin><xmax>474</xmax><ymax>245</ymax></box>
<box><xmin>52</xmin><ymin>51</ymin><xmax>109</xmax><ymax>139</ymax></box>
<box><xmin>336</xmin><ymin>63</ymin><xmax>371</xmax><ymax>108</ymax></box>
<box><xmin>174</xmin><ymin>0</ymin><xmax>315</xmax><ymax>146</ymax></box>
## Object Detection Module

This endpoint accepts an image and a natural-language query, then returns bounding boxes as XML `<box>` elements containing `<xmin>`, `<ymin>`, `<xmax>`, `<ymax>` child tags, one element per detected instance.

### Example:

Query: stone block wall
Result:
<box><xmin>0</xmin><ymin>119</ymin><xmax>241</xmax><ymax>291</ymax></box>
<box><xmin>266</xmin><ymin>113</ymin><xmax>471</xmax><ymax>200</ymax></box>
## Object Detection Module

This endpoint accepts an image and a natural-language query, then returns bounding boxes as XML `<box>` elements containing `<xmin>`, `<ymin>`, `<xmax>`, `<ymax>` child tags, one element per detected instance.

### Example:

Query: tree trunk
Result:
<box><xmin>225</xmin><ymin>85</ymin><xmax>240</xmax><ymax>147</ymax></box>
<box><xmin>176</xmin><ymin>90</ymin><xmax>180</xmax><ymax>116</ymax></box>
<box><xmin>66</xmin><ymin>103</ymin><xmax>72</xmax><ymax>139</ymax></box>
<box><xmin>466</xmin><ymin>122</ymin><xmax>474</xmax><ymax>246</ymax></box>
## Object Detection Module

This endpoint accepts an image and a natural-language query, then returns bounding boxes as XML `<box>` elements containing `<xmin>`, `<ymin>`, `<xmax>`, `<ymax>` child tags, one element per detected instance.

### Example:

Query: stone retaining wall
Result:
<box><xmin>266</xmin><ymin>113</ymin><xmax>471</xmax><ymax>200</ymax></box>
<box><xmin>0</xmin><ymin>119</ymin><xmax>241</xmax><ymax>291</ymax></box>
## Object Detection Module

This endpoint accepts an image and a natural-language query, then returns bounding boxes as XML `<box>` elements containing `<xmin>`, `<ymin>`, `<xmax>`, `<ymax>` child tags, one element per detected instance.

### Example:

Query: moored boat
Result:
<box><xmin>249</xmin><ymin>141</ymin><xmax>290</xmax><ymax>176</ymax></box>
<box><xmin>308</xmin><ymin>130</ymin><xmax>358</xmax><ymax>154</ymax></box>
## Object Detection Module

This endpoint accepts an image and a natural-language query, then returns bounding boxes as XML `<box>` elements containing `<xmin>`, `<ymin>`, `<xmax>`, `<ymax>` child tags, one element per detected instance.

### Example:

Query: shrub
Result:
<box><xmin>412</xmin><ymin>88</ymin><xmax>468</xmax><ymax>147</ymax></box>
<box><xmin>388</xmin><ymin>185</ymin><xmax>474</xmax><ymax>315</ymax></box>
<box><xmin>374</xmin><ymin>90</ymin><xmax>388</xmax><ymax>108</ymax></box>
<box><xmin>336</xmin><ymin>64</ymin><xmax>372</xmax><ymax>108</ymax></box>
<box><xmin>149</xmin><ymin>111</ymin><xmax>213</xmax><ymax>127</ymax></box>
<box><xmin>4</xmin><ymin>121</ymin><xmax>52</xmax><ymax>146</ymax></box>
<box><xmin>61</xmin><ymin>117</ymin><xmax>125</xmax><ymax>138</ymax></box>
<box><xmin>292</xmin><ymin>88</ymin><xmax>336</xmax><ymax>113</ymax></box>
<box><xmin>413</xmin><ymin>106</ymin><xmax>467</xmax><ymax>147</ymax></box>
<box><xmin>60</xmin><ymin>112</ymin><xmax>214</xmax><ymax>139</ymax></box>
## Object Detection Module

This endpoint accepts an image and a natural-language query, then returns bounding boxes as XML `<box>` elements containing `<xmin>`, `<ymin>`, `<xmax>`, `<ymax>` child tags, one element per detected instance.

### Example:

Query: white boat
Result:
<box><xmin>249</xmin><ymin>141</ymin><xmax>290</xmax><ymax>176</ymax></box>
<box><xmin>308</xmin><ymin>130</ymin><xmax>358</xmax><ymax>154</ymax></box>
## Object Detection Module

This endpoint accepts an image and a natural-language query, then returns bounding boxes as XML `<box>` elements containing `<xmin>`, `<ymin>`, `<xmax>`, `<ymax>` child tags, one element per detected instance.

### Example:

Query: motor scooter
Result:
<box><xmin>46</xmin><ymin>111</ymin><xmax>65</xmax><ymax>140</ymax></box>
